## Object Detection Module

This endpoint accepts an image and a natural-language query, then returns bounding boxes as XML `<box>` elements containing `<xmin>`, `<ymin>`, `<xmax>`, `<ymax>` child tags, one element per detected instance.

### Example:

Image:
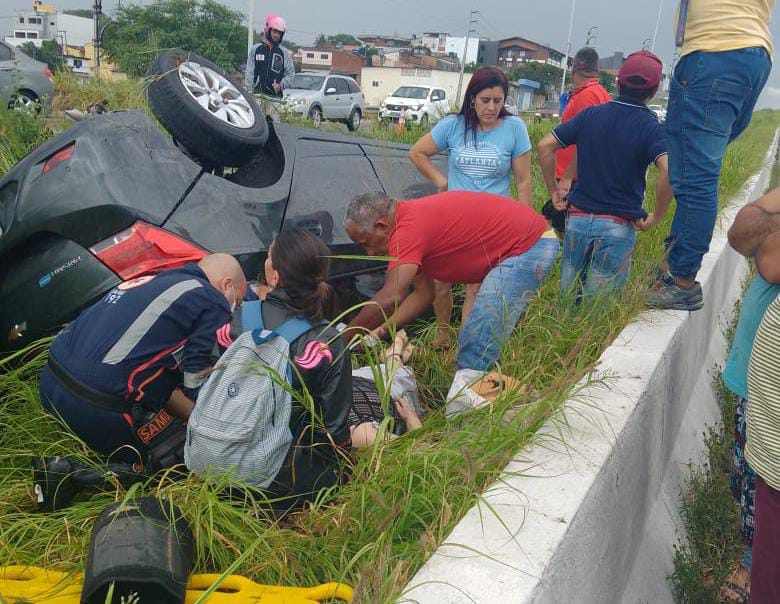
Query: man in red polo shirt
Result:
<box><xmin>344</xmin><ymin>190</ymin><xmax>559</xmax><ymax>371</ymax></box>
<box><xmin>545</xmin><ymin>47</ymin><xmax>612</xmax><ymax>235</ymax></box>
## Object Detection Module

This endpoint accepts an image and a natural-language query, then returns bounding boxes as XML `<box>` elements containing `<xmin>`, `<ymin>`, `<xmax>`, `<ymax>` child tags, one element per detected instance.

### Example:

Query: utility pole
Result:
<box><xmin>651</xmin><ymin>0</ymin><xmax>663</xmax><ymax>51</ymax></box>
<box><xmin>247</xmin><ymin>0</ymin><xmax>255</xmax><ymax>56</ymax></box>
<box><xmin>559</xmin><ymin>0</ymin><xmax>576</xmax><ymax>101</ymax></box>
<box><xmin>455</xmin><ymin>9</ymin><xmax>478</xmax><ymax>108</ymax></box>
<box><xmin>93</xmin><ymin>0</ymin><xmax>102</xmax><ymax>80</ymax></box>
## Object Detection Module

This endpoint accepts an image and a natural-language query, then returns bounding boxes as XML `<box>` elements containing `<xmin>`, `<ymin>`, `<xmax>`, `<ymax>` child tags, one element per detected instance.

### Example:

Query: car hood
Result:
<box><xmin>283</xmin><ymin>89</ymin><xmax>318</xmax><ymax>99</ymax></box>
<box><xmin>383</xmin><ymin>96</ymin><xmax>427</xmax><ymax>106</ymax></box>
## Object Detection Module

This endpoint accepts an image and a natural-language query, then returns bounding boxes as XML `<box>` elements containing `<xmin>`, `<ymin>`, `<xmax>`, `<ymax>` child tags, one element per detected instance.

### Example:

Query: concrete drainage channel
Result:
<box><xmin>403</xmin><ymin>130</ymin><xmax>779</xmax><ymax>604</ymax></box>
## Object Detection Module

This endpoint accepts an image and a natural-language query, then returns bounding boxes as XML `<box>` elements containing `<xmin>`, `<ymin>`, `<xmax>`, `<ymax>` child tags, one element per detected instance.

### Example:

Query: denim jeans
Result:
<box><xmin>665</xmin><ymin>47</ymin><xmax>771</xmax><ymax>280</ymax></box>
<box><xmin>560</xmin><ymin>214</ymin><xmax>637</xmax><ymax>300</ymax></box>
<box><xmin>457</xmin><ymin>237</ymin><xmax>559</xmax><ymax>371</ymax></box>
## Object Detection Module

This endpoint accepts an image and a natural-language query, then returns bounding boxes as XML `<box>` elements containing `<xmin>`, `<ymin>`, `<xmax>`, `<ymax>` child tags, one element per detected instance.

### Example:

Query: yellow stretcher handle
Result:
<box><xmin>0</xmin><ymin>565</ymin><xmax>354</xmax><ymax>603</ymax></box>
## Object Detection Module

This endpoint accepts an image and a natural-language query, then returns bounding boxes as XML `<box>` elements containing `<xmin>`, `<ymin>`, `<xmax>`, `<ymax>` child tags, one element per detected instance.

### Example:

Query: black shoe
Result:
<box><xmin>646</xmin><ymin>273</ymin><xmax>704</xmax><ymax>311</ymax></box>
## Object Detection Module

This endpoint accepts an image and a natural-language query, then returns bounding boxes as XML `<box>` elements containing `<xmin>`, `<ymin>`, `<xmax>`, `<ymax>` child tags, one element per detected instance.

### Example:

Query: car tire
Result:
<box><xmin>9</xmin><ymin>90</ymin><xmax>40</xmax><ymax>114</ymax></box>
<box><xmin>419</xmin><ymin>113</ymin><xmax>429</xmax><ymax>126</ymax></box>
<box><xmin>346</xmin><ymin>108</ymin><xmax>361</xmax><ymax>131</ymax></box>
<box><xmin>308</xmin><ymin>105</ymin><xmax>323</xmax><ymax>128</ymax></box>
<box><xmin>146</xmin><ymin>50</ymin><xmax>268</xmax><ymax>167</ymax></box>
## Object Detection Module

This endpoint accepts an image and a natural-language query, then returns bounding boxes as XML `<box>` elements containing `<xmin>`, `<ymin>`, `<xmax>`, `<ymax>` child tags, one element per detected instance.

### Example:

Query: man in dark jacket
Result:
<box><xmin>244</xmin><ymin>14</ymin><xmax>295</xmax><ymax>97</ymax></box>
<box><xmin>39</xmin><ymin>254</ymin><xmax>247</xmax><ymax>470</ymax></box>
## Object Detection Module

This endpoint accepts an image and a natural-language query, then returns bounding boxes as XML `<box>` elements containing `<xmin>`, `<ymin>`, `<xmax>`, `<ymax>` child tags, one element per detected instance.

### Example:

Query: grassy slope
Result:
<box><xmin>0</xmin><ymin>75</ymin><xmax>778</xmax><ymax>602</ymax></box>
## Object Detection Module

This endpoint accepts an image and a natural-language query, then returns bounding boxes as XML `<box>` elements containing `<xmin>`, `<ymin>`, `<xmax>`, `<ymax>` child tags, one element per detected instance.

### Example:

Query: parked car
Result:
<box><xmin>534</xmin><ymin>100</ymin><xmax>560</xmax><ymax>121</ymax></box>
<box><xmin>282</xmin><ymin>72</ymin><xmax>365</xmax><ymax>131</ymax></box>
<box><xmin>0</xmin><ymin>40</ymin><xmax>53</xmax><ymax>112</ymax></box>
<box><xmin>648</xmin><ymin>104</ymin><xmax>667</xmax><ymax>122</ymax></box>
<box><xmin>504</xmin><ymin>94</ymin><xmax>519</xmax><ymax>116</ymax></box>
<box><xmin>378</xmin><ymin>85</ymin><xmax>449</xmax><ymax>125</ymax></box>
<box><xmin>0</xmin><ymin>51</ymin><xmax>444</xmax><ymax>352</ymax></box>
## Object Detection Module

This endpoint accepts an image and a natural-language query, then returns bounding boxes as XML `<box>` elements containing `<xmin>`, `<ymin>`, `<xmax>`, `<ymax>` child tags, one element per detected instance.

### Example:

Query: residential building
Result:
<box><xmin>496</xmin><ymin>37</ymin><xmax>568</xmax><ymax>69</ymax></box>
<box><xmin>361</xmin><ymin>65</ymin><xmax>472</xmax><ymax>108</ymax></box>
<box><xmin>4</xmin><ymin>4</ymin><xmax>92</xmax><ymax>49</ymax></box>
<box><xmin>511</xmin><ymin>78</ymin><xmax>542</xmax><ymax>110</ymax></box>
<box><xmin>477</xmin><ymin>40</ymin><xmax>499</xmax><ymax>67</ymax></box>
<box><xmin>421</xmin><ymin>32</ymin><xmax>449</xmax><ymax>54</ymax></box>
<box><xmin>381</xmin><ymin>49</ymin><xmax>459</xmax><ymax>72</ymax></box>
<box><xmin>357</xmin><ymin>35</ymin><xmax>413</xmax><ymax>51</ymax></box>
<box><xmin>443</xmin><ymin>36</ymin><xmax>480</xmax><ymax>65</ymax></box>
<box><xmin>599</xmin><ymin>51</ymin><xmax>624</xmax><ymax>74</ymax></box>
<box><xmin>295</xmin><ymin>47</ymin><xmax>363</xmax><ymax>83</ymax></box>
<box><xmin>63</xmin><ymin>42</ymin><xmax>125</xmax><ymax>80</ymax></box>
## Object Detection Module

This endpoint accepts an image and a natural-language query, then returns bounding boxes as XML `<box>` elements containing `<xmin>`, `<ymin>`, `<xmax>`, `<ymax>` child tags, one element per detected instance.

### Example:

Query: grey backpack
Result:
<box><xmin>184</xmin><ymin>301</ymin><xmax>314</xmax><ymax>488</ymax></box>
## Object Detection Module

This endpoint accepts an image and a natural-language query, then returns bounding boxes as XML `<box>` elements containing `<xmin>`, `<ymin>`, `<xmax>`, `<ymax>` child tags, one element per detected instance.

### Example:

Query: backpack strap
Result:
<box><xmin>250</xmin><ymin>315</ymin><xmax>315</xmax><ymax>383</ymax></box>
<box><xmin>240</xmin><ymin>299</ymin><xmax>265</xmax><ymax>332</ymax></box>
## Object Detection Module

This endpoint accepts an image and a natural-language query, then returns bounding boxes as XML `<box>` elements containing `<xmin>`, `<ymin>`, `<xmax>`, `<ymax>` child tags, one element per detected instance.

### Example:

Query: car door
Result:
<box><xmin>321</xmin><ymin>77</ymin><xmax>342</xmax><ymax>119</ymax></box>
<box><xmin>333</xmin><ymin>77</ymin><xmax>352</xmax><ymax>118</ymax></box>
<box><xmin>433</xmin><ymin>89</ymin><xmax>448</xmax><ymax>118</ymax></box>
<box><xmin>346</xmin><ymin>78</ymin><xmax>363</xmax><ymax>113</ymax></box>
<box><xmin>0</xmin><ymin>42</ymin><xmax>14</xmax><ymax>106</ymax></box>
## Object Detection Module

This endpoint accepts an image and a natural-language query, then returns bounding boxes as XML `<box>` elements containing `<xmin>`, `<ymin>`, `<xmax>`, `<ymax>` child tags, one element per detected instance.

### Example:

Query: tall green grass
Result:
<box><xmin>0</xmin><ymin>77</ymin><xmax>777</xmax><ymax>603</ymax></box>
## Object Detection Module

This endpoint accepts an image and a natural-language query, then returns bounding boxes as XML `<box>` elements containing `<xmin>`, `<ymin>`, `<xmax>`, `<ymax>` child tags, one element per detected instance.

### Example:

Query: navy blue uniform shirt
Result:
<box><xmin>50</xmin><ymin>263</ymin><xmax>230</xmax><ymax>411</ymax></box>
<box><xmin>553</xmin><ymin>97</ymin><xmax>667</xmax><ymax>220</ymax></box>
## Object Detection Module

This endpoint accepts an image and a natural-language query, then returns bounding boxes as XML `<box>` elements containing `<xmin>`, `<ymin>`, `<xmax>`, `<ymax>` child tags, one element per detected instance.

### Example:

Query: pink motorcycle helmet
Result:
<box><xmin>264</xmin><ymin>15</ymin><xmax>287</xmax><ymax>37</ymax></box>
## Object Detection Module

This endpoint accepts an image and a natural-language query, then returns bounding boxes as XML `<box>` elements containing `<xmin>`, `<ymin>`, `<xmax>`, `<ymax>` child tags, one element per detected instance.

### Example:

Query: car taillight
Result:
<box><xmin>90</xmin><ymin>221</ymin><xmax>207</xmax><ymax>280</ymax></box>
<box><xmin>44</xmin><ymin>67</ymin><xmax>53</xmax><ymax>80</ymax></box>
<box><xmin>42</xmin><ymin>143</ymin><xmax>75</xmax><ymax>174</ymax></box>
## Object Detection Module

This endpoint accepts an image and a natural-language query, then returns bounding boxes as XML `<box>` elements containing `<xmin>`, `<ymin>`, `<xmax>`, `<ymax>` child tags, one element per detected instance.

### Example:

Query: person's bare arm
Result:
<box><xmin>374</xmin><ymin>273</ymin><xmax>435</xmax><ymax>336</ymax></box>
<box><xmin>166</xmin><ymin>389</ymin><xmax>195</xmax><ymax>420</ymax></box>
<box><xmin>512</xmin><ymin>152</ymin><xmax>532</xmax><ymax>205</ymax></box>
<box><xmin>537</xmin><ymin>133</ymin><xmax>562</xmax><ymax>196</ymax></box>
<box><xmin>635</xmin><ymin>154</ymin><xmax>673</xmax><ymax>231</ymax></box>
<box><xmin>755</xmin><ymin>230</ymin><xmax>780</xmax><ymax>284</ymax></box>
<box><xmin>728</xmin><ymin>187</ymin><xmax>780</xmax><ymax>257</ymax></box>
<box><xmin>345</xmin><ymin>264</ymin><xmax>420</xmax><ymax>340</ymax></box>
<box><xmin>559</xmin><ymin>147</ymin><xmax>577</xmax><ymax>190</ymax></box>
<box><xmin>409</xmin><ymin>134</ymin><xmax>448</xmax><ymax>191</ymax></box>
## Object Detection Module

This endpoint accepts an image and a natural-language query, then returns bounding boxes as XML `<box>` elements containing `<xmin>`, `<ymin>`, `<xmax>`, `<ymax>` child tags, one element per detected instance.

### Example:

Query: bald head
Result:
<box><xmin>198</xmin><ymin>253</ymin><xmax>247</xmax><ymax>308</ymax></box>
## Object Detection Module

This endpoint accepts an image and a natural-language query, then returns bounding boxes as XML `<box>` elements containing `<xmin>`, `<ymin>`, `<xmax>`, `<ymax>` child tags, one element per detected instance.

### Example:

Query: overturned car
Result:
<box><xmin>0</xmin><ymin>51</ymin><xmax>444</xmax><ymax>352</ymax></box>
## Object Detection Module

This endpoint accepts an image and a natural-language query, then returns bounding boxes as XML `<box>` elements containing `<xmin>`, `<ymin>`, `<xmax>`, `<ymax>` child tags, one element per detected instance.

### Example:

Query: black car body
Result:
<box><xmin>0</xmin><ymin>109</ymin><xmax>445</xmax><ymax>351</ymax></box>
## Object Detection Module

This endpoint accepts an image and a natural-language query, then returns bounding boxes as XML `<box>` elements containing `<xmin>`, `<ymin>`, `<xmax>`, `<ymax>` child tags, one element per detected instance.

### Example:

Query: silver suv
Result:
<box><xmin>0</xmin><ymin>40</ymin><xmax>53</xmax><ymax>112</ymax></box>
<box><xmin>282</xmin><ymin>72</ymin><xmax>365</xmax><ymax>131</ymax></box>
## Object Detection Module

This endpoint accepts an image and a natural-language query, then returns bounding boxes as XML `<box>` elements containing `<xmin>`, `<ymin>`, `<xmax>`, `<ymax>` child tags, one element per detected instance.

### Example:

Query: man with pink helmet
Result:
<box><xmin>244</xmin><ymin>14</ymin><xmax>295</xmax><ymax>97</ymax></box>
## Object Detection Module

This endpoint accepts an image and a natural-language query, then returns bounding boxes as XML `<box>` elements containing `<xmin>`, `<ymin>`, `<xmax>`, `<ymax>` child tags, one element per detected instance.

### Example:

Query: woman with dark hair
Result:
<box><xmin>195</xmin><ymin>228</ymin><xmax>353</xmax><ymax>512</ymax></box>
<box><xmin>408</xmin><ymin>66</ymin><xmax>533</xmax><ymax>347</ymax></box>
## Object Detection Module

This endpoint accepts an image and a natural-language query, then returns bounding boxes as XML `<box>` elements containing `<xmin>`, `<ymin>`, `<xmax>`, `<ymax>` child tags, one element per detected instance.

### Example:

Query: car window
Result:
<box><xmin>0</xmin><ymin>44</ymin><xmax>12</xmax><ymax>62</ymax></box>
<box><xmin>392</xmin><ymin>86</ymin><xmax>429</xmax><ymax>99</ymax></box>
<box><xmin>346</xmin><ymin>79</ymin><xmax>360</xmax><ymax>94</ymax></box>
<box><xmin>334</xmin><ymin>78</ymin><xmax>350</xmax><ymax>94</ymax></box>
<box><xmin>325</xmin><ymin>78</ymin><xmax>338</xmax><ymax>93</ymax></box>
<box><xmin>290</xmin><ymin>74</ymin><xmax>325</xmax><ymax>91</ymax></box>
<box><xmin>435</xmin><ymin>89</ymin><xmax>446</xmax><ymax>100</ymax></box>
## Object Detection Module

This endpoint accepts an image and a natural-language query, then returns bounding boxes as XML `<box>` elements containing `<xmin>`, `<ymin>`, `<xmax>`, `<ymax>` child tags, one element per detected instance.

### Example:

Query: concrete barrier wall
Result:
<box><xmin>403</xmin><ymin>131</ymin><xmax>779</xmax><ymax>604</ymax></box>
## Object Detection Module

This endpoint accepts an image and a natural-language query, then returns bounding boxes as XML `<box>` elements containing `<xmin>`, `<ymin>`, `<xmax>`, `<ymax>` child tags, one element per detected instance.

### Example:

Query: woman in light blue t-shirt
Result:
<box><xmin>409</xmin><ymin>66</ymin><xmax>533</xmax><ymax>346</ymax></box>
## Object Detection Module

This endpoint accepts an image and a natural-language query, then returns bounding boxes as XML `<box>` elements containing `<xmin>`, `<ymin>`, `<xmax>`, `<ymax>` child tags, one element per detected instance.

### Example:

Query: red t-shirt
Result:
<box><xmin>386</xmin><ymin>191</ymin><xmax>548</xmax><ymax>284</ymax></box>
<box><xmin>555</xmin><ymin>79</ymin><xmax>611</xmax><ymax>179</ymax></box>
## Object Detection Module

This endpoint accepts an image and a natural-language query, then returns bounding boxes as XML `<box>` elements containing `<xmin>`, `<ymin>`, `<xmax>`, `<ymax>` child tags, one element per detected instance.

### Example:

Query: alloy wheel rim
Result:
<box><xmin>177</xmin><ymin>61</ymin><xmax>255</xmax><ymax>129</ymax></box>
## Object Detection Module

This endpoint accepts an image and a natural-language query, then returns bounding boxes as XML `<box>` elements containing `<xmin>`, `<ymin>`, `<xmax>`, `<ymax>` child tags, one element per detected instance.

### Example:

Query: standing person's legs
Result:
<box><xmin>750</xmin><ymin>475</ymin><xmax>780</xmax><ymax>603</ymax></box>
<box><xmin>661</xmin><ymin>48</ymin><xmax>771</xmax><ymax>286</ymax></box>
<box><xmin>462</xmin><ymin>283</ymin><xmax>481</xmax><ymax>324</ymax></box>
<box><xmin>581</xmin><ymin>218</ymin><xmax>637</xmax><ymax>298</ymax></box>
<box><xmin>432</xmin><ymin>280</ymin><xmax>454</xmax><ymax>347</ymax></box>
<box><xmin>457</xmin><ymin>237</ymin><xmax>559</xmax><ymax>371</ymax></box>
<box><xmin>560</xmin><ymin>214</ymin><xmax>595</xmax><ymax>301</ymax></box>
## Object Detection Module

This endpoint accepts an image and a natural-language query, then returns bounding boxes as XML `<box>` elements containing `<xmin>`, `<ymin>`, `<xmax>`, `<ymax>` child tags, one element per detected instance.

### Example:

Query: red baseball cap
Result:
<box><xmin>618</xmin><ymin>50</ymin><xmax>663</xmax><ymax>89</ymax></box>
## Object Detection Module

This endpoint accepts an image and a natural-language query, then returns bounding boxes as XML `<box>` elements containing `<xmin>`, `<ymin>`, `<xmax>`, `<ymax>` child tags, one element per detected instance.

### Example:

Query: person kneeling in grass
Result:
<box><xmin>537</xmin><ymin>50</ymin><xmax>673</xmax><ymax>304</ymax></box>
<box><xmin>343</xmin><ymin>189</ymin><xmax>558</xmax><ymax>372</ymax></box>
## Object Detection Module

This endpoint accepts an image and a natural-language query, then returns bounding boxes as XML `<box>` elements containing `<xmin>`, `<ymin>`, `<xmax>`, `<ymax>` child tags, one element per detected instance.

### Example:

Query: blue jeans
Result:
<box><xmin>457</xmin><ymin>237</ymin><xmax>559</xmax><ymax>371</ymax></box>
<box><xmin>665</xmin><ymin>47</ymin><xmax>771</xmax><ymax>280</ymax></box>
<box><xmin>560</xmin><ymin>214</ymin><xmax>637</xmax><ymax>300</ymax></box>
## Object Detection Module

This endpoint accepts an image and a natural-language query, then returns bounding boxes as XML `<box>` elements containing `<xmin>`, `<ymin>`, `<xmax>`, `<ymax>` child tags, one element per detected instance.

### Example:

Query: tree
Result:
<box><xmin>508</xmin><ymin>62</ymin><xmax>564</xmax><ymax>93</ymax></box>
<box><xmin>326</xmin><ymin>34</ymin><xmax>361</xmax><ymax>47</ymax></box>
<box><xmin>102</xmin><ymin>0</ymin><xmax>247</xmax><ymax>77</ymax></box>
<box><xmin>281</xmin><ymin>40</ymin><xmax>299</xmax><ymax>53</ymax></box>
<box><xmin>314</xmin><ymin>33</ymin><xmax>328</xmax><ymax>48</ymax></box>
<box><xmin>598</xmin><ymin>70</ymin><xmax>616</xmax><ymax>94</ymax></box>
<box><xmin>464</xmin><ymin>62</ymin><xmax>479</xmax><ymax>73</ymax></box>
<box><xmin>19</xmin><ymin>40</ymin><xmax>67</xmax><ymax>72</ymax></box>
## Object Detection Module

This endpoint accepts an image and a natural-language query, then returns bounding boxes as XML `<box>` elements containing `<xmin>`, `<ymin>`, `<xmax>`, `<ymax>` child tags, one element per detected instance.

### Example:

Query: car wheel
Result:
<box><xmin>308</xmin><ymin>105</ymin><xmax>323</xmax><ymax>128</ymax></box>
<box><xmin>346</xmin><ymin>108</ymin><xmax>362</xmax><ymax>131</ymax></box>
<box><xmin>146</xmin><ymin>50</ymin><xmax>269</xmax><ymax>167</ymax></box>
<box><xmin>9</xmin><ymin>90</ymin><xmax>39</xmax><ymax>114</ymax></box>
<box><xmin>419</xmin><ymin>113</ymin><xmax>429</xmax><ymax>127</ymax></box>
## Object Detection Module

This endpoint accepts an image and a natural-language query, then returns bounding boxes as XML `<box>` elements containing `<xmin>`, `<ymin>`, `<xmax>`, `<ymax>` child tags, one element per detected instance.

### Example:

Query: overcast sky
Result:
<box><xmin>3</xmin><ymin>0</ymin><xmax>778</xmax><ymax>106</ymax></box>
